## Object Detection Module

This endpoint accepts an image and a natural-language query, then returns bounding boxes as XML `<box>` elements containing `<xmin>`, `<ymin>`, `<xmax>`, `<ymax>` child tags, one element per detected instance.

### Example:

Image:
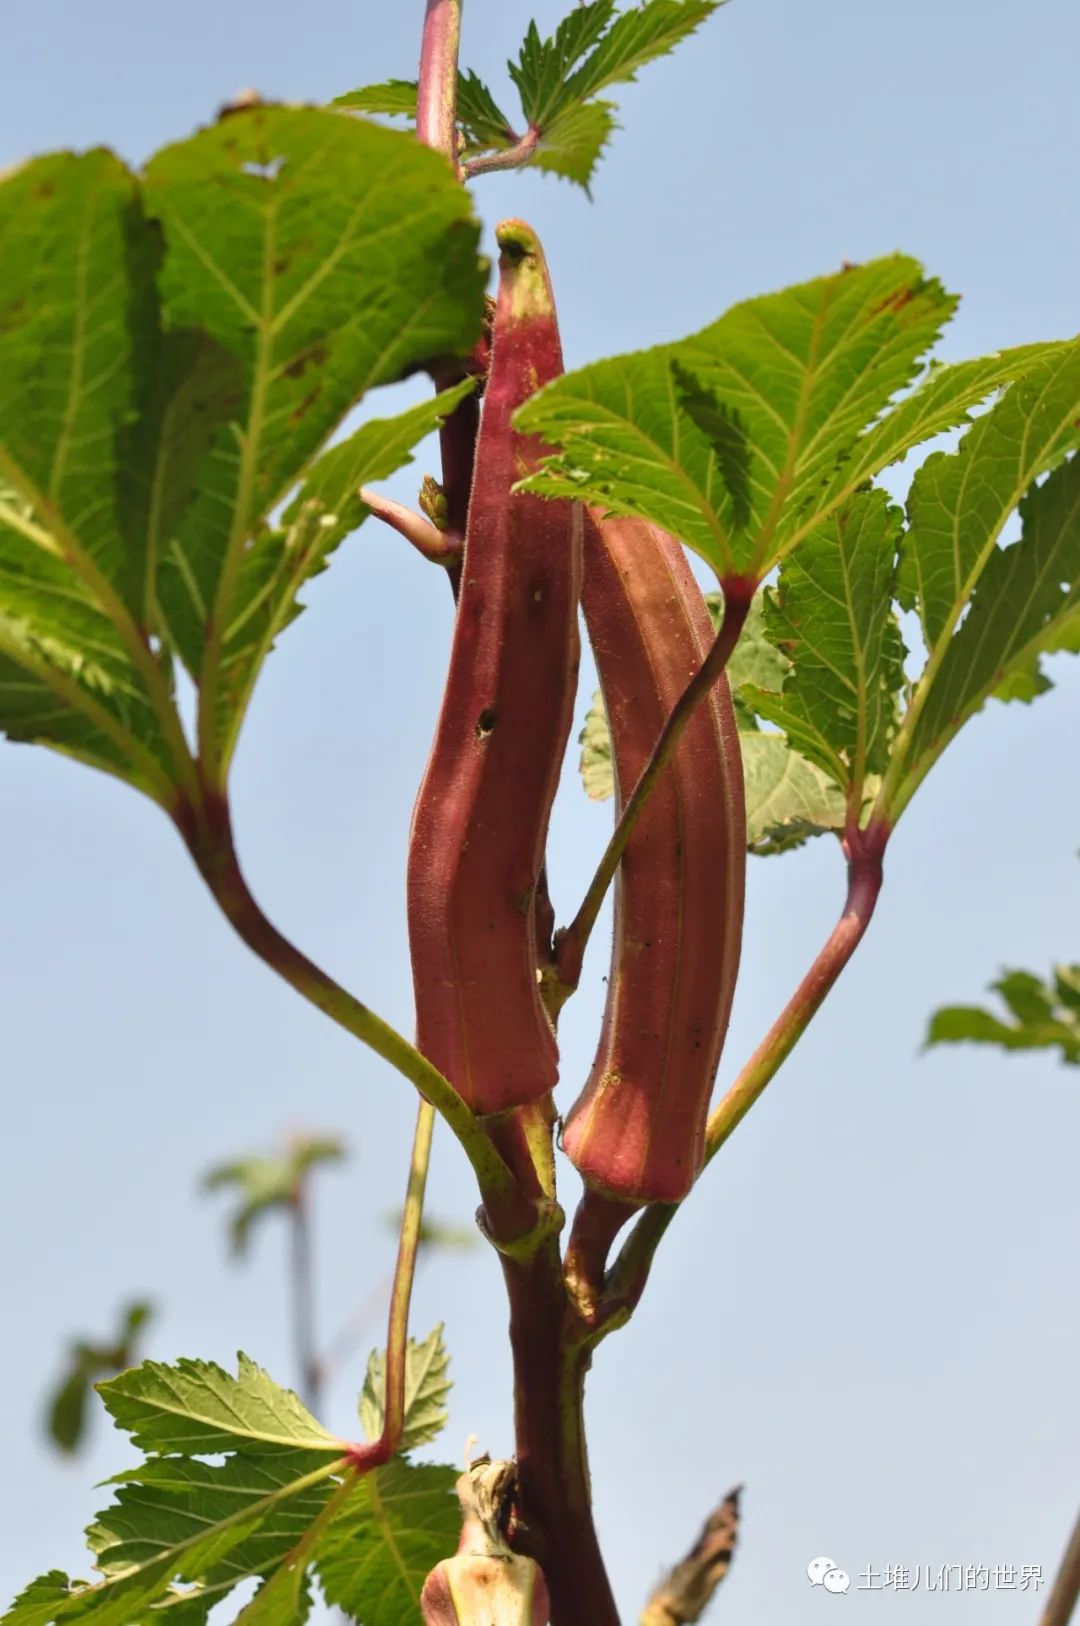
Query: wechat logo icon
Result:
<box><xmin>808</xmin><ymin>1556</ymin><xmax>851</xmax><ymax>1594</ymax></box>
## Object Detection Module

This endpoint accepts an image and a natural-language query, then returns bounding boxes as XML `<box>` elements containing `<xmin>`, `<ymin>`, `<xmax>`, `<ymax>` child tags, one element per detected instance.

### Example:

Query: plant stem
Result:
<box><xmin>556</xmin><ymin>580</ymin><xmax>754</xmax><ymax>990</ymax></box>
<box><xmin>501</xmin><ymin>1237</ymin><xmax>620</xmax><ymax>1626</ymax></box>
<box><xmin>291</xmin><ymin>1178</ymin><xmax>319</xmax><ymax>1412</ymax></box>
<box><xmin>417</xmin><ymin>0</ymin><xmax>462</xmax><ymax>165</ymax></box>
<box><xmin>464</xmin><ymin>130</ymin><xmax>539</xmax><ymax>179</ymax></box>
<box><xmin>381</xmin><ymin>1099</ymin><xmax>435</xmax><ymax>1449</ymax></box>
<box><xmin>705</xmin><ymin>821</ymin><xmax>886</xmax><ymax>1160</ymax></box>
<box><xmin>595</xmin><ymin>824</ymin><xmax>887</xmax><ymax>1336</ymax></box>
<box><xmin>1040</xmin><ymin>1508</ymin><xmax>1080</xmax><ymax>1626</ymax></box>
<box><xmin>175</xmin><ymin>791</ymin><xmax>516</xmax><ymax>1210</ymax></box>
<box><xmin>360</xmin><ymin>488</ymin><xmax>462</xmax><ymax>566</ymax></box>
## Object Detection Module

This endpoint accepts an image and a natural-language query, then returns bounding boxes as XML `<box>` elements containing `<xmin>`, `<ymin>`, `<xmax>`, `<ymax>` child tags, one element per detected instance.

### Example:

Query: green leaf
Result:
<box><xmin>316</xmin><ymin>1460</ymin><xmax>459</xmax><ymax>1626</ymax></box>
<box><xmin>332</xmin><ymin>81</ymin><xmax>419</xmax><ymax>117</ymax></box>
<box><xmin>528</xmin><ymin>99</ymin><xmax>619</xmax><ymax>192</ymax></box>
<box><xmin>900</xmin><ymin>343</ymin><xmax>1080</xmax><ymax>648</ymax></box>
<box><xmin>509</xmin><ymin>4</ymin><xmax>618</xmax><ymax>125</ymax></box>
<box><xmin>509</xmin><ymin>1</ymin><xmax>719</xmax><ymax>127</ymax></box>
<box><xmin>898</xmin><ymin>448</ymin><xmax>1080</xmax><ymax>813</ymax></box>
<box><xmin>216</xmin><ymin>381</ymin><xmax>475</xmax><ymax>763</ymax></box>
<box><xmin>456</xmin><ymin>70</ymin><xmax>519</xmax><ymax>152</ymax></box>
<box><xmin>556</xmin><ymin>0</ymin><xmax>722</xmax><ymax>111</ymax></box>
<box><xmin>0</xmin><ymin>153</ymin><xmax>185</xmax><ymax>799</ymax></box>
<box><xmin>202</xmin><ymin>1133</ymin><xmax>345</xmax><ymax>1257</ymax></box>
<box><xmin>746</xmin><ymin>490</ymin><xmax>907</xmax><ymax>799</ymax></box>
<box><xmin>739</xmin><ymin>731</ymin><xmax>849</xmax><ymax>854</ymax></box>
<box><xmin>333</xmin><ymin>73</ymin><xmax>516</xmax><ymax>155</ymax></box>
<box><xmin>926</xmin><ymin>965</ymin><xmax>1080</xmax><ymax>1067</ymax></box>
<box><xmin>142</xmin><ymin>105</ymin><xmax>485</xmax><ymax>776</ymax></box>
<box><xmin>2</xmin><ymin>1574</ymin><xmax>80</xmax><ymax>1626</ymax></box>
<box><xmin>98</xmin><ymin>1353</ymin><xmax>340</xmax><ymax>1455</ymax></box>
<box><xmin>359</xmin><ymin>1325</ymin><xmax>451</xmax><ymax>1452</ymax></box>
<box><xmin>516</xmin><ymin>257</ymin><xmax>959</xmax><ymax>577</ymax></box>
<box><xmin>577</xmin><ymin>679</ymin><xmax>852</xmax><ymax>854</ymax></box>
<box><xmin>1</xmin><ymin>1353</ymin><xmax>381</xmax><ymax>1626</ymax></box>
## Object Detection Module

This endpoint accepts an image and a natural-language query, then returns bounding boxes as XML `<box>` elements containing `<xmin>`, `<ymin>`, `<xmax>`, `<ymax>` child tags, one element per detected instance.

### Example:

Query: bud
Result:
<box><xmin>421</xmin><ymin>1460</ymin><xmax>550</xmax><ymax>1625</ymax></box>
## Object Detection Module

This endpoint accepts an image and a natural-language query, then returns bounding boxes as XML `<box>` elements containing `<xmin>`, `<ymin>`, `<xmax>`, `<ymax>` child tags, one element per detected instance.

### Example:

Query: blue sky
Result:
<box><xmin>2</xmin><ymin>1</ymin><xmax>1080</xmax><ymax>1620</ymax></box>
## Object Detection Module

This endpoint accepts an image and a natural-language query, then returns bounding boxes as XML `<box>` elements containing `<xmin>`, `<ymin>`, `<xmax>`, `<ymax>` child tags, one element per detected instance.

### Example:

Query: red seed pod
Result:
<box><xmin>562</xmin><ymin>513</ymin><xmax>745</xmax><ymax>1201</ymax></box>
<box><xmin>407</xmin><ymin>221</ymin><xmax>581</xmax><ymax>1113</ymax></box>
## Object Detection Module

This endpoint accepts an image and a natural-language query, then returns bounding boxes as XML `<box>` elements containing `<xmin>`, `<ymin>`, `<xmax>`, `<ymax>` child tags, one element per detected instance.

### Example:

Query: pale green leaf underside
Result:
<box><xmin>98</xmin><ymin>1353</ymin><xmax>340</xmax><ymax>1455</ymax></box>
<box><xmin>926</xmin><ymin>965</ymin><xmax>1080</xmax><ymax>1066</ymax></box>
<box><xmin>517</xmin><ymin>256</ymin><xmax>965</xmax><ymax>576</ymax></box>
<box><xmin>359</xmin><ymin>1324</ymin><xmax>451</xmax><ymax>1453</ymax></box>
<box><xmin>579</xmin><ymin>686</ymin><xmax>851</xmax><ymax>854</ymax></box>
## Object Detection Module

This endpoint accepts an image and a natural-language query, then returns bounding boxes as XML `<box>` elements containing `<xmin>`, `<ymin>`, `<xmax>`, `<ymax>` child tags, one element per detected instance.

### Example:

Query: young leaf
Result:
<box><xmin>142</xmin><ymin>106</ymin><xmax>485</xmax><ymax>778</ymax></box>
<box><xmin>0</xmin><ymin>153</ymin><xmax>189</xmax><ymax>799</ymax></box>
<box><xmin>516</xmin><ymin>257</ymin><xmax>959</xmax><ymax>577</ymax></box>
<box><xmin>529</xmin><ymin>99</ymin><xmax>619</xmax><ymax>192</ymax></box>
<box><xmin>359</xmin><ymin>1324</ymin><xmax>451</xmax><ymax>1452</ymax></box>
<box><xmin>510</xmin><ymin>1</ymin><xmax>719</xmax><ymax>129</ymax></box>
<box><xmin>746</xmin><ymin>491</ymin><xmax>907</xmax><ymax>801</ymax></box>
<box><xmin>316</xmin><ymin>1460</ymin><xmax>460</xmax><ymax>1625</ymax></box>
<box><xmin>926</xmin><ymin>966</ymin><xmax>1080</xmax><ymax>1066</ymax></box>
<box><xmin>739</xmin><ymin>732</ymin><xmax>849</xmax><ymax>854</ymax></box>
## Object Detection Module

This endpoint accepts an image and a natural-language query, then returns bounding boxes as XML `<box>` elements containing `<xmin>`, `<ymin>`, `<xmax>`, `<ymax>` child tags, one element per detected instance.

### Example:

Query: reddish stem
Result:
<box><xmin>556</xmin><ymin>577</ymin><xmax>755</xmax><ymax>991</ymax></box>
<box><xmin>416</xmin><ymin>0</ymin><xmax>461</xmax><ymax>164</ymax></box>
<box><xmin>500</xmin><ymin>1239</ymin><xmax>620</xmax><ymax>1626</ymax></box>
<box><xmin>594</xmin><ymin>824</ymin><xmax>888</xmax><ymax>1336</ymax></box>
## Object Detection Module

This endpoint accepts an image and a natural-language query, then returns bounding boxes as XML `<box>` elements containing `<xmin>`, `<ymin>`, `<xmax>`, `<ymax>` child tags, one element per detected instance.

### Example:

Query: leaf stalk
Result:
<box><xmin>556</xmin><ymin>576</ymin><xmax>754</xmax><ymax>991</ymax></box>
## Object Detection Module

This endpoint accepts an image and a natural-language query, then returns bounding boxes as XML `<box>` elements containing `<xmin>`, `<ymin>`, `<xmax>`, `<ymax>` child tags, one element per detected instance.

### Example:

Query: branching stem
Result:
<box><xmin>463</xmin><ymin>130</ymin><xmax>540</xmax><ymax>179</ymax></box>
